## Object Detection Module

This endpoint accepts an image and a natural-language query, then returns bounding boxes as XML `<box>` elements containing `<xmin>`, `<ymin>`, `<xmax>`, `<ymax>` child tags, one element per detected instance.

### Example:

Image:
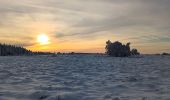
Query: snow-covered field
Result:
<box><xmin>0</xmin><ymin>55</ymin><xmax>170</xmax><ymax>100</ymax></box>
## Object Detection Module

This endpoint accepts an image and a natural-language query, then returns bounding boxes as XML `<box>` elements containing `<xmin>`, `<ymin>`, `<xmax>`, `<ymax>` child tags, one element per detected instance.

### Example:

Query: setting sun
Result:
<box><xmin>37</xmin><ymin>34</ymin><xmax>50</xmax><ymax>45</ymax></box>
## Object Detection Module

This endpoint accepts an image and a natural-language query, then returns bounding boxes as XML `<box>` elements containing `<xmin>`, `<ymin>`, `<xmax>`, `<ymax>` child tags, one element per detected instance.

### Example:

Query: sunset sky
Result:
<box><xmin>0</xmin><ymin>0</ymin><xmax>170</xmax><ymax>53</ymax></box>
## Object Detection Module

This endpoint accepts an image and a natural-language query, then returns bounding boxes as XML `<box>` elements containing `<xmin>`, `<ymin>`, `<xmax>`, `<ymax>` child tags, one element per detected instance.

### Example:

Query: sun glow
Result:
<box><xmin>37</xmin><ymin>34</ymin><xmax>50</xmax><ymax>45</ymax></box>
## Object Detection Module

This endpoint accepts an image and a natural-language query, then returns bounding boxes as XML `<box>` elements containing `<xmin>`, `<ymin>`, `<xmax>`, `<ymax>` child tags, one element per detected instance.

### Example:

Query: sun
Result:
<box><xmin>37</xmin><ymin>34</ymin><xmax>50</xmax><ymax>45</ymax></box>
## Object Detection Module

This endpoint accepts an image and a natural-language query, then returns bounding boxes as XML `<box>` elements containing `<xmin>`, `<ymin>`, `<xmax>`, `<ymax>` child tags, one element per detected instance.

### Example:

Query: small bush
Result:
<box><xmin>131</xmin><ymin>49</ymin><xmax>140</xmax><ymax>55</ymax></box>
<box><xmin>162</xmin><ymin>52</ymin><xmax>169</xmax><ymax>55</ymax></box>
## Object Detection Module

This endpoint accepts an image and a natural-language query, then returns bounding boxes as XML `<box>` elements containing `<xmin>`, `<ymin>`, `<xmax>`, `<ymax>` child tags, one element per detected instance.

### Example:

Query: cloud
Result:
<box><xmin>0</xmin><ymin>0</ymin><xmax>170</xmax><ymax>53</ymax></box>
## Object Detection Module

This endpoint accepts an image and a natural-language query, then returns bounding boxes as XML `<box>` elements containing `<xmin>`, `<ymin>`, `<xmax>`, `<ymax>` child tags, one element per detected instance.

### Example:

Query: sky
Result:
<box><xmin>0</xmin><ymin>0</ymin><xmax>170</xmax><ymax>53</ymax></box>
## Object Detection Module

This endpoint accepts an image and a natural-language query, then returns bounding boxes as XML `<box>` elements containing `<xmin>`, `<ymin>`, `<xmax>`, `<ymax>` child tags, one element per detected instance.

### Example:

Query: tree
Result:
<box><xmin>105</xmin><ymin>40</ymin><xmax>140</xmax><ymax>57</ymax></box>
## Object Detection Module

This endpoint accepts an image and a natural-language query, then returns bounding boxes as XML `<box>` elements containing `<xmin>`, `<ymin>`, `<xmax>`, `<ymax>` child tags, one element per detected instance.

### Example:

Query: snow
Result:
<box><xmin>0</xmin><ymin>55</ymin><xmax>170</xmax><ymax>100</ymax></box>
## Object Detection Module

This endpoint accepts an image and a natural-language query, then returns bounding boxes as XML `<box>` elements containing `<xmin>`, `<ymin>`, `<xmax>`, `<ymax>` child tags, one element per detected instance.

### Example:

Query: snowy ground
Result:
<box><xmin>0</xmin><ymin>55</ymin><xmax>170</xmax><ymax>100</ymax></box>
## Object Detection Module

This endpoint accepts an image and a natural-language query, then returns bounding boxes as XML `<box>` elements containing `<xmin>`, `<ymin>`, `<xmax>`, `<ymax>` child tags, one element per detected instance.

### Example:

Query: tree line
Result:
<box><xmin>0</xmin><ymin>43</ymin><xmax>53</xmax><ymax>56</ymax></box>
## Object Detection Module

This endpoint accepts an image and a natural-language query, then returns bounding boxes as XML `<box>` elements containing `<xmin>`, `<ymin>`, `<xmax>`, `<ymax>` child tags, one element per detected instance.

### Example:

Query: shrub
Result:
<box><xmin>162</xmin><ymin>52</ymin><xmax>169</xmax><ymax>55</ymax></box>
<box><xmin>131</xmin><ymin>49</ymin><xmax>140</xmax><ymax>55</ymax></box>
